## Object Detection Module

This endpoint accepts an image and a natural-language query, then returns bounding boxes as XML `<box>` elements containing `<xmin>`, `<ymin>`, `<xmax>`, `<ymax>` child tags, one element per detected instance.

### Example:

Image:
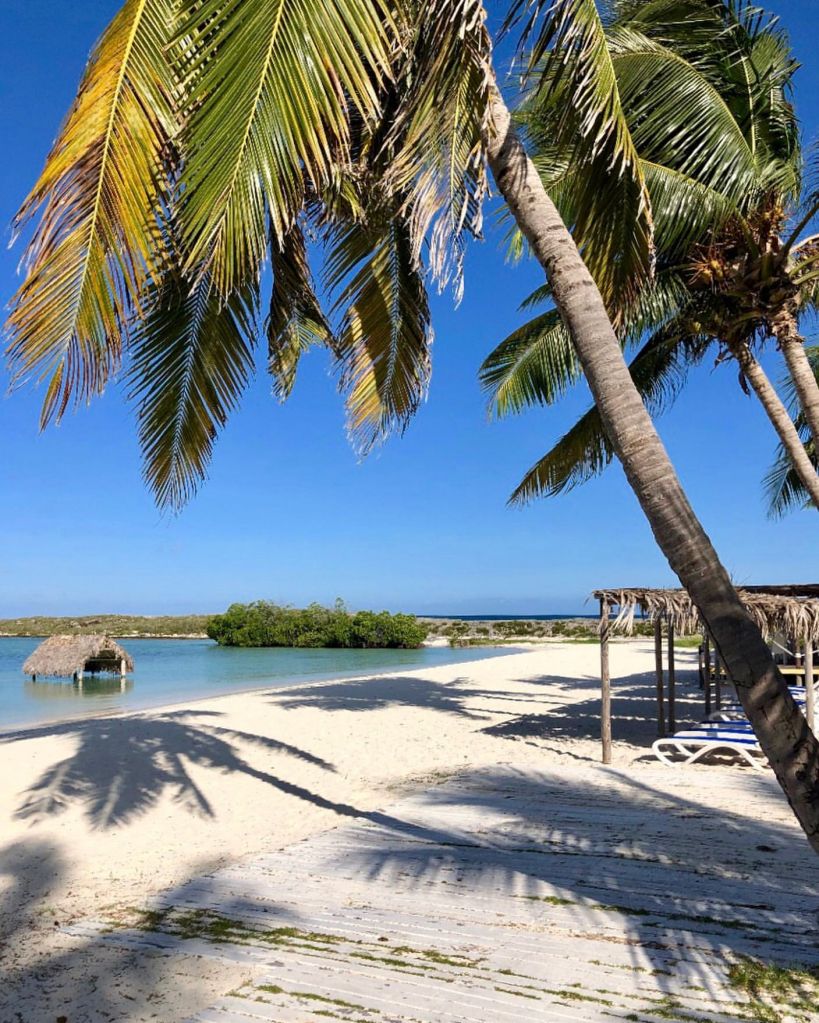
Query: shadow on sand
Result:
<box><xmin>0</xmin><ymin>710</ymin><xmax>336</xmax><ymax>828</ymax></box>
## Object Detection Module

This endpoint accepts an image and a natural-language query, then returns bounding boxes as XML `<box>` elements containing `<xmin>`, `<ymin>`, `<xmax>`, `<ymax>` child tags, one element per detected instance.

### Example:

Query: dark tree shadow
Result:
<box><xmin>0</xmin><ymin>711</ymin><xmax>336</xmax><ymax>828</ymax></box>
<box><xmin>272</xmin><ymin>675</ymin><xmax>494</xmax><ymax>719</ymax></box>
<box><xmin>323</xmin><ymin>766</ymin><xmax>819</xmax><ymax>1010</ymax></box>
<box><xmin>0</xmin><ymin>835</ymin><xmax>302</xmax><ymax>1023</ymax></box>
<box><xmin>485</xmin><ymin>669</ymin><xmax>704</xmax><ymax>748</ymax></box>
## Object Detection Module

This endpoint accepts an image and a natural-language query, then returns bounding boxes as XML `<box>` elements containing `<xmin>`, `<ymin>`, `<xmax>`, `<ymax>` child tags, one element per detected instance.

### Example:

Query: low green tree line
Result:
<box><xmin>206</xmin><ymin>601</ymin><xmax>428</xmax><ymax>649</ymax></box>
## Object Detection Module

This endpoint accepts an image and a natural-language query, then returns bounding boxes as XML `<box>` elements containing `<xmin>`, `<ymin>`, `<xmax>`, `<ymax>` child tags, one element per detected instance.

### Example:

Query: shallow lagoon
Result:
<box><xmin>0</xmin><ymin>637</ymin><xmax>514</xmax><ymax>731</ymax></box>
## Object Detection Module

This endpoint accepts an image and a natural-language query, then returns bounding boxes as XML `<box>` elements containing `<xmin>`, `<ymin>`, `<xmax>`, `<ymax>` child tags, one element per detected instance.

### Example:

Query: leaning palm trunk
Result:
<box><xmin>780</xmin><ymin>335</ymin><xmax>819</xmax><ymax>454</ymax></box>
<box><xmin>484</xmin><ymin>89</ymin><xmax>819</xmax><ymax>850</ymax></box>
<box><xmin>736</xmin><ymin>345</ymin><xmax>819</xmax><ymax>509</ymax></box>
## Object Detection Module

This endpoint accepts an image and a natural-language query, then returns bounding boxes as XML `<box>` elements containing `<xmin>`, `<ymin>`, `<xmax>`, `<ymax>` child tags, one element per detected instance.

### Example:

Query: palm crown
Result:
<box><xmin>6</xmin><ymin>0</ymin><xmax>491</xmax><ymax>509</ymax></box>
<box><xmin>480</xmin><ymin>0</ymin><xmax>819</xmax><ymax>508</ymax></box>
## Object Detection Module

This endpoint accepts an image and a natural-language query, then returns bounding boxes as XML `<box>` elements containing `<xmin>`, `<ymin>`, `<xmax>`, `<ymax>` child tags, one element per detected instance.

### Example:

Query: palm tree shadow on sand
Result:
<box><xmin>1</xmin><ymin>711</ymin><xmax>337</xmax><ymax>828</ymax></box>
<box><xmin>319</xmin><ymin>766</ymin><xmax>819</xmax><ymax>1015</ymax></box>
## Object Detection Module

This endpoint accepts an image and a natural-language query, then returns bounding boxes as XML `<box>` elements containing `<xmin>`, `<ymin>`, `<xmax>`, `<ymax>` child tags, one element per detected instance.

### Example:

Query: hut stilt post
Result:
<box><xmin>600</xmin><ymin>598</ymin><xmax>612</xmax><ymax>765</ymax></box>
<box><xmin>703</xmin><ymin>633</ymin><xmax>712</xmax><ymax>717</ymax></box>
<box><xmin>667</xmin><ymin>621</ymin><xmax>676</xmax><ymax>734</ymax></box>
<box><xmin>805</xmin><ymin>642</ymin><xmax>816</xmax><ymax>734</ymax></box>
<box><xmin>653</xmin><ymin>618</ymin><xmax>665</xmax><ymax>737</ymax></box>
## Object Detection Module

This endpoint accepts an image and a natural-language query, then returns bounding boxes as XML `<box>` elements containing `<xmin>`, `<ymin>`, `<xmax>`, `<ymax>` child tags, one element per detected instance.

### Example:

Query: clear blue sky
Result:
<box><xmin>0</xmin><ymin>1</ymin><xmax>816</xmax><ymax>617</ymax></box>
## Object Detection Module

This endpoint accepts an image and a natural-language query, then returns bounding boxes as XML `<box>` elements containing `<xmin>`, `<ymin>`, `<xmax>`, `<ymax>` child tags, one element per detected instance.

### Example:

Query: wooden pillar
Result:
<box><xmin>120</xmin><ymin>658</ymin><xmax>126</xmax><ymax>678</ymax></box>
<box><xmin>713</xmin><ymin>646</ymin><xmax>722</xmax><ymax>710</ymax></box>
<box><xmin>667</xmin><ymin>621</ymin><xmax>677</xmax><ymax>734</ymax></box>
<box><xmin>805</xmin><ymin>642</ymin><xmax>815</xmax><ymax>734</ymax></box>
<box><xmin>703</xmin><ymin>633</ymin><xmax>712</xmax><ymax>716</ymax></box>
<box><xmin>600</xmin><ymin>598</ymin><xmax>612</xmax><ymax>765</ymax></box>
<box><xmin>654</xmin><ymin>618</ymin><xmax>665</xmax><ymax>737</ymax></box>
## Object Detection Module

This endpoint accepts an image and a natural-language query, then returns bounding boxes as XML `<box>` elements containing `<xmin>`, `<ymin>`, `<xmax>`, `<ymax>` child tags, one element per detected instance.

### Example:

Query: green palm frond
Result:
<box><xmin>763</xmin><ymin>434</ymin><xmax>815</xmax><ymax>519</ymax></box>
<box><xmin>481</xmin><ymin>273</ymin><xmax>689</xmax><ymax>420</ymax></box>
<box><xmin>268</xmin><ymin>224</ymin><xmax>332</xmax><ymax>402</ymax></box>
<box><xmin>763</xmin><ymin>346</ymin><xmax>819</xmax><ymax>517</ymax></box>
<box><xmin>479</xmin><ymin>311</ymin><xmax>580</xmax><ymax>419</ymax></box>
<box><xmin>6</xmin><ymin>0</ymin><xmax>178</xmax><ymax>426</ymax></box>
<box><xmin>326</xmin><ymin>217</ymin><xmax>432</xmax><ymax>452</ymax></box>
<box><xmin>128</xmin><ymin>273</ymin><xmax>259</xmax><ymax>511</ymax></box>
<box><xmin>607</xmin><ymin>31</ymin><xmax>759</xmax><ymax>204</ymax></box>
<box><xmin>509</xmin><ymin>325</ymin><xmax>698</xmax><ymax>503</ymax></box>
<box><xmin>506</xmin><ymin>0</ymin><xmax>654</xmax><ymax>310</ymax></box>
<box><xmin>174</xmin><ymin>0</ymin><xmax>395</xmax><ymax>295</ymax></box>
<box><xmin>641</xmin><ymin>162</ymin><xmax>733</xmax><ymax>260</ymax></box>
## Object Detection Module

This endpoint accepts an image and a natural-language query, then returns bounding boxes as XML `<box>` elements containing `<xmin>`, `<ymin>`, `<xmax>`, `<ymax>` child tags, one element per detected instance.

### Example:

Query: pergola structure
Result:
<box><xmin>592</xmin><ymin>585</ymin><xmax>819</xmax><ymax>764</ymax></box>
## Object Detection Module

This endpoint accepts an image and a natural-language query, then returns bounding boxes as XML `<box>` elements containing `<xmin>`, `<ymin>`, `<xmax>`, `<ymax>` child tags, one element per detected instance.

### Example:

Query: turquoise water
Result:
<box><xmin>0</xmin><ymin>637</ymin><xmax>513</xmax><ymax>732</ymax></box>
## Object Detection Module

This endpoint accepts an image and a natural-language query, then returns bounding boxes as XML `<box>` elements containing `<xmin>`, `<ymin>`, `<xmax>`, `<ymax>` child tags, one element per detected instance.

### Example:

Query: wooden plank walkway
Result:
<box><xmin>70</xmin><ymin>765</ymin><xmax>819</xmax><ymax>1022</ymax></box>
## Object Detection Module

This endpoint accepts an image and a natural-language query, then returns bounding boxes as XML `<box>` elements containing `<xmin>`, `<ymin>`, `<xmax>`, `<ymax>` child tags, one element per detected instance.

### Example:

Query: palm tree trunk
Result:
<box><xmin>736</xmin><ymin>344</ymin><xmax>819</xmax><ymax>508</ymax></box>
<box><xmin>780</xmin><ymin>335</ymin><xmax>819</xmax><ymax>452</ymax></box>
<box><xmin>483</xmin><ymin>88</ymin><xmax>819</xmax><ymax>850</ymax></box>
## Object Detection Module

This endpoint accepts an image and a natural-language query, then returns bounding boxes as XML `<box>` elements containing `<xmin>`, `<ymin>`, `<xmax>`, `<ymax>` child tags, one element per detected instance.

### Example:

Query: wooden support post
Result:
<box><xmin>600</xmin><ymin>598</ymin><xmax>612</xmax><ymax>765</ymax></box>
<box><xmin>713</xmin><ymin>646</ymin><xmax>722</xmax><ymax>710</ymax></box>
<box><xmin>667</xmin><ymin>621</ymin><xmax>676</xmax><ymax>734</ymax></box>
<box><xmin>805</xmin><ymin>642</ymin><xmax>815</xmax><ymax>734</ymax></box>
<box><xmin>703</xmin><ymin>634</ymin><xmax>712</xmax><ymax>716</ymax></box>
<box><xmin>654</xmin><ymin>618</ymin><xmax>665</xmax><ymax>737</ymax></box>
<box><xmin>120</xmin><ymin>658</ymin><xmax>126</xmax><ymax>678</ymax></box>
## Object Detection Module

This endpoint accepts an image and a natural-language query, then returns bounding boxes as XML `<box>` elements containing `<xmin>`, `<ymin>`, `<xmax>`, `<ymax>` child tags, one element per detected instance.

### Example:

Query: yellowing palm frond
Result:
<box><xmin>327</xmin><ymin>218</ymin><xmax>432</xmax><ymax>452</ymax></box>
<box><xmin>7</xmin><ymin>0</ymin><xmax>178</xmax><ymax>426</ymax></box>
<box><xmin>268</xmin><ymin>224</ymin><xmax>332</xmax><ymax>401</ymax></box>
<box><xmin>385</xmin><ymin>0</ymin><xmax>491</xmax><ymax>301</ymax></box>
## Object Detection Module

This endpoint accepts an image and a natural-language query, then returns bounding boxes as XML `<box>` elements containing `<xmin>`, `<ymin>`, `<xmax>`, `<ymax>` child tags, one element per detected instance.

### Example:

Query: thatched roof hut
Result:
<box><xmin>590</xmin><ymin>584</ymin><xmax>819</xmax><ymax>766</ymax></box>
<box><xmin>23</xmin><ymin>635</ymin><xmax>134</xmax><ymax>680</ymax></box>
<box><xmin>593</xmin><ymin>585</ymin><xmax>819</xmax><ymax>644</ymax></box>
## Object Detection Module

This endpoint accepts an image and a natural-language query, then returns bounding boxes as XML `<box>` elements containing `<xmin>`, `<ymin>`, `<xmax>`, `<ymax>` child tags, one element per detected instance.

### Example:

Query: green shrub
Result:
<box><xmin>206</xmin><ymin>600</ymin><xmax>428</xmax><ymax>649</ymax></box>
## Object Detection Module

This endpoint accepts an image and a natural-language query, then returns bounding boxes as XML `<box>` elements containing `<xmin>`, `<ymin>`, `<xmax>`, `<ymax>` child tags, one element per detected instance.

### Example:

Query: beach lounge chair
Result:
<box><xmin>652</xmin><ymin>727</ymin><xmax>765</xmax><ymax>770</ymax></box>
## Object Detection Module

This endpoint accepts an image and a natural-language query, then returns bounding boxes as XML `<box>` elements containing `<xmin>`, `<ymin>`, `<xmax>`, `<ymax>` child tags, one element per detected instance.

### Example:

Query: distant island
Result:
<box><xmin>0</xmin><ymin>611</ymin><xmax>666</xmax><ymax>646</ymax></box>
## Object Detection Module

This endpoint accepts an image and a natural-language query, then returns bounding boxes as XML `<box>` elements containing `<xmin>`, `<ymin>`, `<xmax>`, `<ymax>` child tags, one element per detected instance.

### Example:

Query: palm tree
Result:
<box><xmin>6</xmin><ymin>0</ymin><xmax>819</xmax><ymax>845</ymax></box>
<box><xmin>481</xmin><ymin>0</ymin><xmax>819</xmax><ymax>509</ymax></box>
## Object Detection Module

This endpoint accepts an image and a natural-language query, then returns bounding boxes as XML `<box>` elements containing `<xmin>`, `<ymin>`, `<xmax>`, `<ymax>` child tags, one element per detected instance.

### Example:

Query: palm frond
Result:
<box><xmin>607</xmin><ymin>30</ymin><xmax>759</xmax><ymax>204</ymax></box>
<box><xmin>479</xmin><ymin>311</ymin><xmax>580</xmax><ymax>419</ymax></box>
<box><xmin>267</xmin><ymin>224</ymin><xmax>331</xmax><ymax>402</ymax></box>
<box><xmin>382</xmin><ymin>0</ymin><xmax>491</xmax><ymax>302</ymax></box>
<box><xmin>506</xmin><ymin>0</ymin><xmax>654</xmax><ymax>310</ymax></box>
<box><xmin>764</xmin><ymin>427</ymin><xmax>816</xmax><ymax>519</ymax></box>
<box><xmin>326</xmin><ymin>217</ymin><xmax>432</xmax><ymax>452</ymax></box>
<box><xmin>128</xmin><ymin>272</ymin><xmax>259</xmax><ymax>511</ymax></box>
<box><xmin>174</xmin><ymin>0</ymin><xmax>395</xmax><ymax>295</ymax></box>
<box><xmin>509</xmin><ymin>325</ymin><xmax>698</xmax><ymax>503</ymax></box>
<box><xmin>6</xmin><ymin>0</ymin><xmax>178</xmax><ymax>426</ymax></box>
<box><xmin>482</xmin><ymin>272</ymin><xmax>688</xmax><ymax>421</ymax></box>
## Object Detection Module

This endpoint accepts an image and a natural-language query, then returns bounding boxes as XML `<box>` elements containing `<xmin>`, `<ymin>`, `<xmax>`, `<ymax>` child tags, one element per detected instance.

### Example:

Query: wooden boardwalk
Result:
<box><xmin>70</xmin><ymin>765</ymin><xmax>819</xmax><ymax>1022</ymax></box>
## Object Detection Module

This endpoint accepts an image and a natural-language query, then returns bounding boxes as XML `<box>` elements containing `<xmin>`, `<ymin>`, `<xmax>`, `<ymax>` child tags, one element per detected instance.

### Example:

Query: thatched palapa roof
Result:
<box><xmin>22</xmin><ymin>635</ymin><xmax>134</xmax><ymax>678</ymax></box>
<box><xmin>593</xmin><ymin>586</ymin><xmax>819</xmax><ymax>644</ymax></box>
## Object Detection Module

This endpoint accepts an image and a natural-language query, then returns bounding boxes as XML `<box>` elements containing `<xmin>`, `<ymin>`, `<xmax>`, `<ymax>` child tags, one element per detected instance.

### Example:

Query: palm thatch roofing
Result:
<box><xmin>22</xmin><ymin>635</ymin><xmax>134</xmax><ymax>678</ymax></box>
<box><xmin>593</xmin><ymin>586</ymin><xmax>819</xmax><ymax>644</ymax></box>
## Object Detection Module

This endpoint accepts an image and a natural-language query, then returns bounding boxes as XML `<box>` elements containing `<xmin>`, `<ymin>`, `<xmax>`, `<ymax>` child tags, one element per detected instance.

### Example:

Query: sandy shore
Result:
<box><xmin>0</xmin><ymin>639</ymin><xmax>770</xmax><ymax>1021</ymax></box>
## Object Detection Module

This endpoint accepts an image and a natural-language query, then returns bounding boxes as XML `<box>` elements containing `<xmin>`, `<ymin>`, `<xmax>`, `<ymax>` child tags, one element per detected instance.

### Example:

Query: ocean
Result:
<box><xmin>0</xmin><ymin>637</ymin><xmax>517</xmax><ymax>732</ymax></box>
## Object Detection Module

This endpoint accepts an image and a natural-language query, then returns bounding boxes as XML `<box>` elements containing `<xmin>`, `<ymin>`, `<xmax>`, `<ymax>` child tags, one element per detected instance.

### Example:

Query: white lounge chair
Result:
<box><xmin>652</xmin><ymin>728</ymin><xmax>766</xmax><ymax>770</ymax></box>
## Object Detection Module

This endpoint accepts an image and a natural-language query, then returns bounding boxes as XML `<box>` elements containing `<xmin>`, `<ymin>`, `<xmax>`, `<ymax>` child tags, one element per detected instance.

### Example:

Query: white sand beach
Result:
<box><xmin>1</xmin><ymin>641</ymin><xmax>814</xmax><ymax>1022</ymax></box>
